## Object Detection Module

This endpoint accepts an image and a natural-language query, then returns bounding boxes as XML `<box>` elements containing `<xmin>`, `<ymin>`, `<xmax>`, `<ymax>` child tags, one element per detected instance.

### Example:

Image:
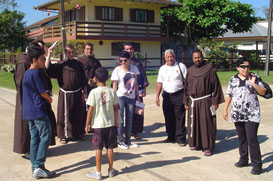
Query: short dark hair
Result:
<box><xmin>27</xmin><ymin>42</ymin><xmax>45</xmax><ymax>63</ymax></box>
<box><xmin>123</xmin><ymin>42</ymin><xmax>133</xmax><ymax>49</ymax></box>
<box><xmin>95</xmin><ymin>67</ymin><xmax>108</xmax><ymax>83</ymax></box>
<box><xmin>236</xmin><ymin>57</ymin><xmax>249</xmax><ymax>67</ymax></box>
<box><xmin>65</xmin><ymin>44</ymin><xmax>75</xmax><ymax>52</ymax></box>
<box><xmin>119</xmin><ymin>51</ymin><xmax>131</xmax><ymax>59</ymax></box>
<box><xmin>36</xmin><ymin>40</ymin><xmax>45</xmax><ymax>46</ymax></box>
<box><xmin>192</xmin><ymin>49</ymin><xmax>203</xmax><ymax>58</ymax></box>
<box><xmin>83</xmin><ymin>43</ymin><xmax>94</xmax><ymax>49</ymax></box>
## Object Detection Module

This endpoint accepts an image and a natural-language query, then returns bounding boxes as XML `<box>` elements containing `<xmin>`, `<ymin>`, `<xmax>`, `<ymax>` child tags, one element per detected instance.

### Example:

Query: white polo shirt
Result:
<box><xmin>157</xmin><ymin>62</ymin><xmax>187</xmax><ymax>93</ymax></box>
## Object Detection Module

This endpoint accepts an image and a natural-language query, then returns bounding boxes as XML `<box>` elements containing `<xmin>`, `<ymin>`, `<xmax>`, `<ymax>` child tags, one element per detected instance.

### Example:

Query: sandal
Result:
<box><xmin>60</xmin><ymin>138</ymin><xmax>68</xmax><ymax>144</ymax></box>
<box><xmin>133</xmin><ymin>134</ymin><xmax>141</xmax><ymax>139</ymax></box>
<box><xmin>204</xmin><ymin>149</ymin><xmax>212</xmax><ymax>156</ymax></box>
<box><xmin>178</xmin><ymin>143</ymin><xmax>186</xmax><ymax>147</ymax></box>
<box><xmin>190</xmin><ymin>147</ymin><xmax>197</xmax><ymax>150</ymax></box>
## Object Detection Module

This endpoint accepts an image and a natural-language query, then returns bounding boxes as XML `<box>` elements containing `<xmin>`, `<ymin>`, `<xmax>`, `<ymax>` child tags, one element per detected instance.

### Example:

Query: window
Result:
<box><xmin>112</xmin><ymin>42</ymin><xmax>140</xmax><ymax>56</ymax></box>
<box><xmin>130</xmin><ymin>9</ymin><xmax>154</xmax><ymax>23</ymax></box>
<box><xmin>95</xmin><ymin>6</ymin><xmax>123</xmax><ymax>21</ymax></box>
<box><xmin>64</xmin><ymin>6</ymin><xmax>85</xmax><ymax>22</ymax></box>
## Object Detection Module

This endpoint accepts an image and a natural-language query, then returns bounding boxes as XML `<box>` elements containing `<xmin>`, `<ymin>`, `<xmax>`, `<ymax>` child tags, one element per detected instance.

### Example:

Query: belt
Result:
<box><xmin>163</xmin><ymin>89</ymin><xmax>183</xmax><ymax>96</ymax></box>
<box><xmin>60</xmin><ymin>88</ymin><xmax>81</xmax><ymax>138</ymax></box>
<box><xmin>189</xmin><ymin>94</ymin><xmax>211</xmax><ymax>138</ymax></box>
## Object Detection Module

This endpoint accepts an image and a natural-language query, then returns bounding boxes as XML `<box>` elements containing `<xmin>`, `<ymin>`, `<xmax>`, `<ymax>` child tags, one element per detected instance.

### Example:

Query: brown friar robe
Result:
<box><xmin>78</xmin><ymin>55</ymin><xmax>101</xmax><ymax>95</ymax></box>
<box><xmin>39</xmin><ymin>68</ymin><xmax>57</xmax><ymax>145</ymax></box>
<box><xmin>183</xmin><ymin>62</ymin><xmax>224</xmax><ymax>152</ymax></box>
<box><xmin>13</xmin><ymin>53</ymin><xmax>30</xmax><ymax>154</ymax></box>
<box><xmin>130</xmin><ymin>57</ymin><xmax>149</xmax><ymax>134</ymax></box>
<box><xmin>47</xmin><ymin>59</ymin><xmax>86</xmax><ymax>139</ymax></box>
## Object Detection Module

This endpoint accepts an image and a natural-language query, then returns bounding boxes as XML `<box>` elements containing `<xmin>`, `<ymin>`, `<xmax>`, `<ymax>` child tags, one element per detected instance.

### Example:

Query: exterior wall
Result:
<box><xmin>27</xmin><ymin>28</ymin><xmax>44</xmax><ymax>39</ymax></box>
<box><xmin>53</xmin><ymin>0</ymin><xmax>164</xmax><ymax>25</ymax></box>
<box><xmin>41</xmin><ymin>0</ymin><xmax>166</xmax><ymax>66</ymax></box>
<box><xmin>87</xmin><ymin>40</ymin><xmax>161</xmax><ymax>67</ymax></box>
<box><xmin>220</xmin><ymin>39</ymin><xmax>266</xmax><ymax>51</ymax></box>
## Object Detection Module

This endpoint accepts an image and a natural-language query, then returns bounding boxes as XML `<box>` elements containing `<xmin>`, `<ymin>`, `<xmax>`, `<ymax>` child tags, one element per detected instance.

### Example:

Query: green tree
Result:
<box><xmin>0</xmin><ymin>0</ymin><xmax>17</xmax><ymax>11</ymax></box>
<box><xmin>199</xmin><ymin>38</ymin><xmax>239</xmax><ymax>70</ymax></box>
<box><xmin>0</xmin><ymin>9</ymin><xmax>27</xmax><ymax>51</ymax></box>
<box><xmin>161</xmin><ymin>0</ymin><xmax>257</xmax><ymax>50</ymax></box>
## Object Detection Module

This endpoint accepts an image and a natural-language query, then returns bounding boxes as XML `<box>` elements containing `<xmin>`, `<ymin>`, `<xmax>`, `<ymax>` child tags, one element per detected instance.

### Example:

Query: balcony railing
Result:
<box><xmin>43</xmin><ymin>21</ymin><xmax>168</xmax><ymax>42</ymax></box>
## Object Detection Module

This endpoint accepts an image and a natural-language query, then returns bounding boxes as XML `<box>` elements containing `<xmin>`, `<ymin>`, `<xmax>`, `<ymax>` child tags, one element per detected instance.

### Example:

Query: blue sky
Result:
<box><xmin>15</xmin><ymin>0</ymin><xmax>270</xmax><ymax>26</ymax></box>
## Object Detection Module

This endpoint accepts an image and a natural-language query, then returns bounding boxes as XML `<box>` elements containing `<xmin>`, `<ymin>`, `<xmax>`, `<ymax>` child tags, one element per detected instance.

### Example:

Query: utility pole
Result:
<box><xmin>265</xmin><ymin>0</ymin><xmax>272</xmax><ymax>76</ymax></box>
<box><xmin>60</xmin><ymin>0</ymin><xmax>66</xmax><ymax>56</ymax></box>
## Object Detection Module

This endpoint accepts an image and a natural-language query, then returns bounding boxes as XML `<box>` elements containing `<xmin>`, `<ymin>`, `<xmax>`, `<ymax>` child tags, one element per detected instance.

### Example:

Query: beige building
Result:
<box><xmin>34</xmin><ymin>0</ymin><xmax>177</xmax><ymax>67</ymax></box>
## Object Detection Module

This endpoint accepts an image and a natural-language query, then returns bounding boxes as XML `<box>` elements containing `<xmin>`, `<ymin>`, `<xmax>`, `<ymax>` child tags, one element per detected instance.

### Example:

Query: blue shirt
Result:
<box><xmin>22</xmin><ymin>69</ymin><xmax>47</xmax><ymax>120</ymax></box>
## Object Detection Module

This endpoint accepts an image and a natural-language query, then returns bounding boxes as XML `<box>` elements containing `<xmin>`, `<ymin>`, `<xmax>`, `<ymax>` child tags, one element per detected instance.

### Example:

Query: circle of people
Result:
<box><xmin>13</xmin><ymin>41</ymin><xmax>266</xmax><ymax>179</ymax></box>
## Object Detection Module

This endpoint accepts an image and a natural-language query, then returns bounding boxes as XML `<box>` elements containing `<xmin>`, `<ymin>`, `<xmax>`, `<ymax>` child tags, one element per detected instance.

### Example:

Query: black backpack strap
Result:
<box><xmin>178</xmin><ymin>63</ymin><xmax>184</xmax><ymax>81</ymax></box>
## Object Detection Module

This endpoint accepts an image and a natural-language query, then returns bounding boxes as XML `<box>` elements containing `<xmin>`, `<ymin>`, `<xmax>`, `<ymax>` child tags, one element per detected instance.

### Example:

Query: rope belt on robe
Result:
<box><xmin>60</xmin><ymin>87</ymin><xmax>82</xmax><ymax>138</ymax></box>
<box><xmin>189</xmin><ymin>94</ymin><xmax>211</xmax><ymax>138</ymax></box>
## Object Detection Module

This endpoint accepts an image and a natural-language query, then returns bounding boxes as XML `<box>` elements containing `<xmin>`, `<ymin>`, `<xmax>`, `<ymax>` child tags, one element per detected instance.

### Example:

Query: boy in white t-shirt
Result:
<box><xmin>85</xmin><ymin>67</ymin><xmax>119</xmax><ymax>180</ymax></box>
<box><xmin>111</xmin><ymin>51</ymin><xmax>140</xmax><ymax>149</ymax></box>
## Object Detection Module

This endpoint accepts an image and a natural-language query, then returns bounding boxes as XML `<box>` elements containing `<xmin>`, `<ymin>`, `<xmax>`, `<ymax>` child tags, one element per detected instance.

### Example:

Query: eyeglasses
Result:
<box><xmin>239</xmin><ymin>65</ymin><xmax>250</xmax><ymax>69</ymax></box>
<box><xmin>119</xmin><ymin>59</ymin><xmax>128</xmax><ymax>63</ymax></box>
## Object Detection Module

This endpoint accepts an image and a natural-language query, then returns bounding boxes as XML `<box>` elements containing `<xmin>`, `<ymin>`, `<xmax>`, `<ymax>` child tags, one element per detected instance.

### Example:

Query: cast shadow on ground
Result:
<box><xmin>115</xmin><ymin>151</ymin><xmax>160</xmax><ymax>161</ymax></box>
<box><xmin>214</xmin><ymin>129</ymin><xmax>269</xmax><ymax>155</ymax></box>
<box><xmin>119</xmin><ymin>156</ymin><xmax>200</xmax><ymax>179</ymax></box>
<box><xmin>262</xmin><ymin>151</ymin><xmax>273</xmax><ymax>173</ymax></box>
<box><xmin>47</xmin><ymin>135</ymin><xmax>93</xmax><ymax>157</ymax></box>
<box><xmin>52</xmin><ymin>151</ymin><xmax>170</xmax><ymax>179</ymax></box>
<box><xmin>127</xmin><ymin>122</ymin><xmax>169</xmax><ymax>146</ymax></box>
<box><xmin>140</xmin><ymin>122</ymin><xmax>167</xmax><ymax>140</ymax></box>
<box><xmin>53</xmin><ymin>157</ymin><xmax>94</xmax><ymax>176</ymax></box>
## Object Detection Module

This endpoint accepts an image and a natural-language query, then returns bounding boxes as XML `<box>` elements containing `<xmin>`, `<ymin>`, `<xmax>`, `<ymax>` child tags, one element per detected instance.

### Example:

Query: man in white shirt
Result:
<box><xmin>156</xmin><ymin>49</ymin><xmax>187</xmax><ymax>147</ymax></box>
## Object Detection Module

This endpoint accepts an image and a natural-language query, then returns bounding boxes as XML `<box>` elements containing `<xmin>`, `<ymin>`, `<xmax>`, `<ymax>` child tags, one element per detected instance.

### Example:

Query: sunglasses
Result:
<box><xmin>239</xmin><ymin>65</ymin><xmax>250</xmax><ymax>69</ymax></box>
<box><xmin>119</xmin><ymin>59</ymin><xmax>128</xmax><ymax>63</ymax></box>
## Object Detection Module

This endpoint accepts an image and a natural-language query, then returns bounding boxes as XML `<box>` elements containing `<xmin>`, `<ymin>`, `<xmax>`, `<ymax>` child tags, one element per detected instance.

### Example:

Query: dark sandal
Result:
<box><xmin>60</xmin><ymin>138</ymin><xmax>68</xmax><ymax>144</ymax></box>
<box><xmin>190</xmin><ymin>147</ymin><xmax>197</xmax><ymax>150</ymax></box>
<box><xmin>178</xmin><ymin>143</ymin><xmax>186</xmax><ymax>147</ymax></box>
<box><xmin>133</xmin><ymin>134</ymin><xmax>141</xmax><ymax>139</ymax></box>
<box><xmin>204</xmin><ymin>149</ymin><xmax>212</xmax><ymax>156</ymax></box>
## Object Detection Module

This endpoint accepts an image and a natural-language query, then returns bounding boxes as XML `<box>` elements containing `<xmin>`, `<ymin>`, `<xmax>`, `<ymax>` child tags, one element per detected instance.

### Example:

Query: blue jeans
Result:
<box><xmin>28</xmin><ymin>116</ymin><xmax>51</xmax><ymax>171</ymax></box>
<box><xmin>117</xmin><ymin>96</ymin><xmax>135</xmax><ymax>145</ymax></box>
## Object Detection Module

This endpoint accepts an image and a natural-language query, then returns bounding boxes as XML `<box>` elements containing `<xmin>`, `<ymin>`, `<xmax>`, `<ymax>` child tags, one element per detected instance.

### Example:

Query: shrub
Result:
<box><xmin>0</xmin><ymin>64</ymin><xmax>16</xmax><ymax>73</ymax></box>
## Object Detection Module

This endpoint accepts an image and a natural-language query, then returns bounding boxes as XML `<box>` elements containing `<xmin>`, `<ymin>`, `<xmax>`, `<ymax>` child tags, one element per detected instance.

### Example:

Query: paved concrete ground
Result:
<box><xmin>0</xmin><ymin>87</ymin><xmax>272</xmax><ymax>181</ymax></box>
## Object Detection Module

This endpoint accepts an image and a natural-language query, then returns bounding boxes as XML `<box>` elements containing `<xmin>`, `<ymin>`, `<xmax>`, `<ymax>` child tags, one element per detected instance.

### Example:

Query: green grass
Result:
<box><xmin>1</xmin><ymin>69</ymin><xmax>273</xmax><ymax>94</ymax></box>
<box><xmin>0</xmin><ymin>71</ymin><xmax>15</xmax><ymax>89</ymax></box>
<box><xmin>217</xmin><ymin>70</ymin><xmax>273</xmax><ymax>86</ymax></box>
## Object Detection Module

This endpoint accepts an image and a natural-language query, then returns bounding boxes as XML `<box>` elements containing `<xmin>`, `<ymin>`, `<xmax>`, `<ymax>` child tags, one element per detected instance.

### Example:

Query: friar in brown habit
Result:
<box><xmin>37</xmin><ymin>40</ymin><xmax>57</xmax><ymax>146</ymax></box>
<box><xmin>78</xmin><ymin>43</ymin><xmax>101</xmax><ymax>95</ymax></box>
<box><xmin>13</xmin><ymin>52</ymin><xmax>31</xmax><ymax>156</ymax></box>
<box><xmin>13</xmin><ymin>43</ymin><xmax>57</xmax><ymax>157</ymax></box>
<box><xmin>46</xmin><ymin>44</ymin><xmax>86</xmax><ymax>144</ymax></box>
<box><xmin>183</xmin><ymin>50</ymin><xmax>224</xmax><ymax>156</ymax></box>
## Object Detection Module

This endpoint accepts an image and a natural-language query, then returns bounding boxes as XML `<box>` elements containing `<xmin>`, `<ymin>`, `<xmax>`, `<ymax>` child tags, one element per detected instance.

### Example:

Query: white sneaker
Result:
<box><xmin>108</xmin><ymin>169</ymin><xmax>118</xmax><ymax>177</ymax></box>
<box><xmin>128</xmin><ymin>143</ymin><xmax>139</xmax><ymax>148</ymax></box>
<box><xmin>86</xmin><ymin>171</ymin><xmax>102</xmax><ymax>180</ymax></box>
<box><xmin>118</xmin><ymin>142</ymin><xmax>128</xmax><ymax>149</ymax></box>
<box><xmin>32</xmin><ymin>168</ymin><xmax>56</xmax><ymax>179</ymax></box>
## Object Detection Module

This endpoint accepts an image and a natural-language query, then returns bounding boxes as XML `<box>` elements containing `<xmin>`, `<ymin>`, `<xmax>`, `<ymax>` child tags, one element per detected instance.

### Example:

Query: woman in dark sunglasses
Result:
<box><xmin>223</xmin><ymin>57</ymin><xmax>266</xmax><ymax>175</ymax></box>
<box><xmin>111</xmin><ymin>51</ymin><xmax>141</xmax><ymax>149</ymax></box>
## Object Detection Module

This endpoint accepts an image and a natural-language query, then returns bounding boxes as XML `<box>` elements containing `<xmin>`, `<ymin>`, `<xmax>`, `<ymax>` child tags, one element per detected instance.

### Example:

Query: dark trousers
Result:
<box><xmin>162</xmin><ymin>89</ymin><xmax>186</xmax><ymax>143</ymax></box>
<box><xmin>235</xmin><ymin>121</ymin><xmax>262</xmax><ymax>167</ymax></box>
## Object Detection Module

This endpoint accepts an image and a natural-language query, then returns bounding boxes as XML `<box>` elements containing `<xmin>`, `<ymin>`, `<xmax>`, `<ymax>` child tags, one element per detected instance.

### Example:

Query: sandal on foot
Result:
<box><xmin>204</xmin><ymin>149</ymin><xmax>212</xmax><ymax>156</ymax></box>
<box><xmin>60</xmin><ymin>138</ymin><xmax>68</xmax><ymax>144</ymax></box>
<box><xmin>178</xmin><ymin>142</ymin><xmax>186</xmax><ymax>147</ymax></box>
<box><xmin>190</xmin><ymin>147</ymin><xmax>197</xmax><ymax>150</ymax></box>
<box><xmin>133</xmin><ymin>134</ymin><xmax>141</xmax><ymax>139</ymax></box>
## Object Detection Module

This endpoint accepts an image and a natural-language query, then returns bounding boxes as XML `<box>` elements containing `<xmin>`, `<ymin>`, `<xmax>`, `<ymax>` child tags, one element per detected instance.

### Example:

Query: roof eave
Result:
<box><xmin>33</xmin><ymin>0</ymin><xmax>59</xmax><ymax>10</ymax></box>
<box><xmin>33</xmin><ymin>0</ymin><xmax>179</xmax><ymax>10</ymax></box>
